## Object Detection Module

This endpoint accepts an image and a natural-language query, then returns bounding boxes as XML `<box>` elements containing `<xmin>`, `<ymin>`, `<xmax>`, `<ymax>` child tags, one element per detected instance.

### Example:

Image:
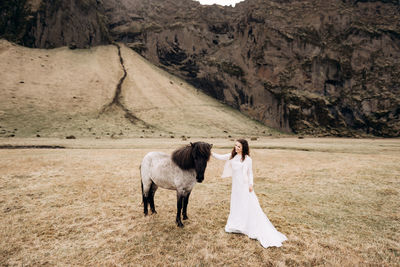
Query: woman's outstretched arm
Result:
<box><xmin>211</xmin><ymin>152</ymin><xmax>230</xmax><ymax>161</ymax></box>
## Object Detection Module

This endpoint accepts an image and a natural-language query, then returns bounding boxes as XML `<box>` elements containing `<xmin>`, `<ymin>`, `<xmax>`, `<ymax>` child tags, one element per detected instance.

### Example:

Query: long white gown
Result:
<box><xmin>212</xmin><ymin>152</ymin><xmax>287</xmax><ymax>248</ymax></box>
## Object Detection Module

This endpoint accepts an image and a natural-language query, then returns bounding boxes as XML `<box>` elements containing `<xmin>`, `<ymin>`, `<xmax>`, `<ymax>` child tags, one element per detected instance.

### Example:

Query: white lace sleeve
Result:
<box><xmin>211</xmin><ymin>152</ymin><xmax>231</xmax><ymax>161</ymax></box>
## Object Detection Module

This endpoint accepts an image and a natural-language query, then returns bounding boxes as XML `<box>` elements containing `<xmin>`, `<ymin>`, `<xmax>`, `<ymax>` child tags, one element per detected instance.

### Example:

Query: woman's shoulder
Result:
<box><xmin>245</xmin><ymin>155</ymin><xmax>252</xmax><ymax>161</ymax></box>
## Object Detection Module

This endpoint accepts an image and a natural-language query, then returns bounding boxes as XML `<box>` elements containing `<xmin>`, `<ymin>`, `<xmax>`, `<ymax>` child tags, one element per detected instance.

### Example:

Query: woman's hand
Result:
<box><xmin>249</xmin><ymin>185</ymin><xmax>253</xmax><ymax>192</ymax></box>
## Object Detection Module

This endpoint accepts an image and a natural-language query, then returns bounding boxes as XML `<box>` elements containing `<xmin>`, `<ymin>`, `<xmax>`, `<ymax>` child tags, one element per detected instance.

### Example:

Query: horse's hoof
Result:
<box><xmin>176</xmin><ymin>221</ymin><xmax>184</xmax><ymax>228</ymax></box>
<box><xmin>183</xmin><ymin>215</ymin><xmax>188</xmax><ymax>220</ymax></box>
<box><xmin>151</xmin><ymin>210</ymin><xmax>157</xmax><ymax>215</ymax></box>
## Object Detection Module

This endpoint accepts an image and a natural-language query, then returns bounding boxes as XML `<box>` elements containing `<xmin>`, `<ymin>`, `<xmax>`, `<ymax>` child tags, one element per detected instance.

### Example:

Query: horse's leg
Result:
<box><xmin>141</xmin><ymin>180</ymin><xmax>149</xmax><ymax>216</ymax></box>
<box><xmin>149</xmin><ymin>182</ymin><xmax>158</xmax><ymax>214</ymax></box>
<box><xmin>182</xmin><ymin>191</ymin><xmax>191</xmax><ymax>220</ymax></box>
<box><xmin>176</xmin><ymin>192</ymin><xmax>184</xmax><ymax>228</ymax></box>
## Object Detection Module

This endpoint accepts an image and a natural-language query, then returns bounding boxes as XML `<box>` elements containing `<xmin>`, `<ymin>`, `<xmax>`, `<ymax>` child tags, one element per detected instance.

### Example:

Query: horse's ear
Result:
<box><xmin>190</xmin><ymin>142</ymin><xmax>194</xmax><ymax>147</ymax></box>
<box><xmin>210</xmin><ymin>144</ymin><xmax>213</xmax><ymax>148</ymax></box>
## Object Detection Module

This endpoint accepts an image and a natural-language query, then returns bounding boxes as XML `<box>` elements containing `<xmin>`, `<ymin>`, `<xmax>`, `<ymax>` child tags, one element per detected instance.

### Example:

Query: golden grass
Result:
<box><xmin>0</xmin><ymin>137</ymin><xmax>399</xmax><ymax>266</ymax></box>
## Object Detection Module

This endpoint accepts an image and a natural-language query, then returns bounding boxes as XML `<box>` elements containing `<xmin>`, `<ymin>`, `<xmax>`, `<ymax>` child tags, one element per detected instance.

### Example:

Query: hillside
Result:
<box><xmin>0</xmin><ymin>40</ymin><xmax>276</xmax><ymax>138</ymax></box>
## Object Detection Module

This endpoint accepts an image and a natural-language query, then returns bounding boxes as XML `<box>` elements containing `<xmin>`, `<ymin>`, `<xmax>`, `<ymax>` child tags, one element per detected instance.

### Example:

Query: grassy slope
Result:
<box><xmin>0</xmin><ymin>40</ymin><xmax>278</xmax><ymax>139</ymax></box>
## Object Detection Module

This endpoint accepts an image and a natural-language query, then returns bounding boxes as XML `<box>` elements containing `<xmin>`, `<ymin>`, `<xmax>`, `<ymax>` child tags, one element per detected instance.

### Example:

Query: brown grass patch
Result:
<box><xmin>0</xmin><ymin>137</ymin><xmax>399</xmax><ymax>265</ymax></box>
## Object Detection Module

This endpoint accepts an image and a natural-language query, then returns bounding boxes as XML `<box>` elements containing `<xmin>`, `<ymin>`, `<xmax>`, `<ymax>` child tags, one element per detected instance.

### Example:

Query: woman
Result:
<box><xmin>212</xmin><ymin>139</ymin><xmax>287</xmax><ymax>248</ymax></box>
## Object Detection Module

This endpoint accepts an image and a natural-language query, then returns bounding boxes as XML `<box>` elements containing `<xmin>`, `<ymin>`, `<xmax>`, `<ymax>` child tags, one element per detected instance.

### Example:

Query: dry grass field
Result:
<box><xmin>1</xmin><ymin>137</ymin><xmax>399</xmax><ymax>266</ymax></box>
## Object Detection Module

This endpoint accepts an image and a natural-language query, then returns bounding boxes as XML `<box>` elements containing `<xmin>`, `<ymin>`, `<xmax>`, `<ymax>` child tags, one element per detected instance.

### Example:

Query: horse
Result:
<box><xmin>140</xmin><ymin>141</ymin><xmax>212</xmax><ymax>227</ymax></box>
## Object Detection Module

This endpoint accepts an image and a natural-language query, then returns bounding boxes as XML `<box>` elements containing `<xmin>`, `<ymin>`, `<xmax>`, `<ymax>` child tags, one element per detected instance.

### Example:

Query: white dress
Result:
<box><xmin>212</xmin><ymin>152</ymin><xmax>287</xmax><ymax>248</ymax></box>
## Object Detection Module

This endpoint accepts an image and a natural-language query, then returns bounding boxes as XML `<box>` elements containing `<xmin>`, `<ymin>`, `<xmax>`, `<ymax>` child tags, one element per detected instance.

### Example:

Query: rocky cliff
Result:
<box><xmin>2</xmin><ymin>0</ymin><xmax>399</xmax><ymax>136</ymax></box>
<box><xmin>1</xmin><ymin>0</ymin><xmax>110</xmax><ymax>48</ymax></box>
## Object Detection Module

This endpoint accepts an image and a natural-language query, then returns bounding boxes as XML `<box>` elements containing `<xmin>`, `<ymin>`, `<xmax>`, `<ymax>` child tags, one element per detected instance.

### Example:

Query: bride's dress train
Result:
<box><xmin>225</xmin><ymin>187</ymin><xmax>287</xmax><ymax>248</ymax></box>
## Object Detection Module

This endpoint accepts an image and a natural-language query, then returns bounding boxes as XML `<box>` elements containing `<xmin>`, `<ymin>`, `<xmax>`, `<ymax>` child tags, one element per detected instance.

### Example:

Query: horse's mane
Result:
<box><xmin>172</xmin><ymin>145</ymin><xmax>194</xmax><ymax>170</ymax></box>
<box><xmin>172</xmin><ymin>142</ymin><xmax>211</xmax><ymax>170</ymax></box>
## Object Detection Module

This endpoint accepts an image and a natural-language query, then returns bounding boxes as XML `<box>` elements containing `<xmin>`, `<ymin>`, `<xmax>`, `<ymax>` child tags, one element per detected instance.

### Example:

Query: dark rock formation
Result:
<box><xmin>1</xmin><ymin>0</ymin><xmax>110</xmax><ymax>48</ymax></box>
<box><xmin>0</xmin><ymin>0</ymin><xmax>33</xmax><ymax>44</ymax></box>
<box><xmin>34</xmin><ymin>0</ymin><xmax>111</xmax><ymax>48</ymax></box>
<box><xmin>2</xmin><ymin>0</ymin><xmax>399</xmax><ymax>136</ymax></box>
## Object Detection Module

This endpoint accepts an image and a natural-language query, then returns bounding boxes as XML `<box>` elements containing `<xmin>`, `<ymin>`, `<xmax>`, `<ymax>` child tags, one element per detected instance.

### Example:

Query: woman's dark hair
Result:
<box><xmin>230</xmin><ymin>139</ymin><xmax>250</xmax><ymax>161</ymax></box>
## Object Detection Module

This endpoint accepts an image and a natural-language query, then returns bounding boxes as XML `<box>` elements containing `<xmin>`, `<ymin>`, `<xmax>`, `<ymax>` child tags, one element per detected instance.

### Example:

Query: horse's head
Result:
<box><xmin>190</xmin><ymin>142</ymin><xmax>212</xmax><ymax>183</ymax></box>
